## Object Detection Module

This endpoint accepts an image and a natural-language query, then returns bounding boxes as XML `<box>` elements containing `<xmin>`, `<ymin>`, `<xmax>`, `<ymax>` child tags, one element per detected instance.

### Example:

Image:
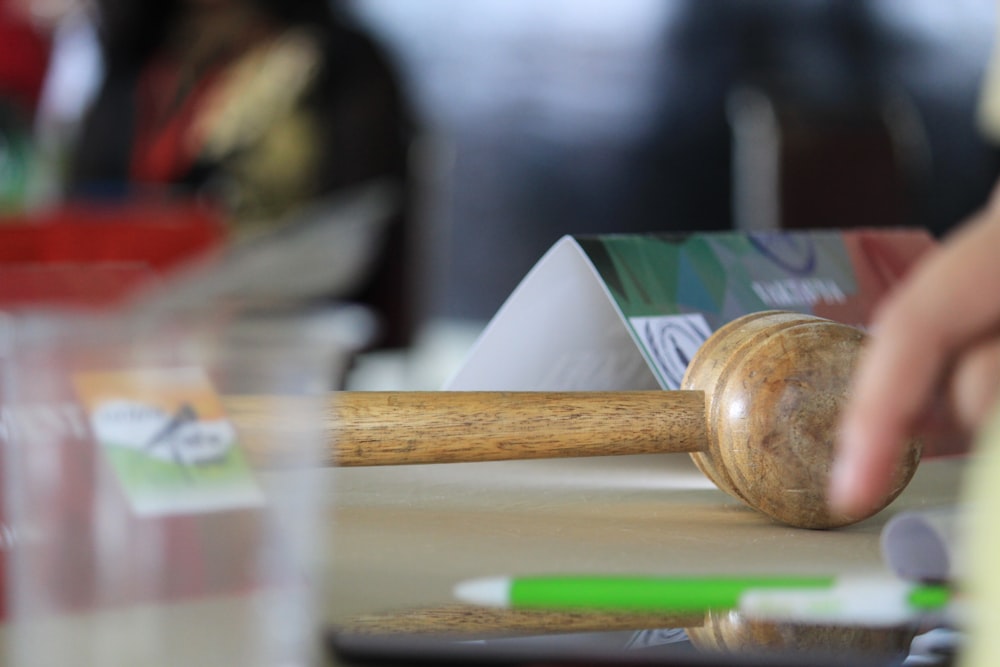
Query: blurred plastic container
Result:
<box><xmin>0</xmin><ymin>304</ymin><xmax>370</xmax><ymax>666</ymax></box>
<box><xmin>0</xmin><ymin>184</ymin><xmax>394</xmax><ymax>664</ymax></box>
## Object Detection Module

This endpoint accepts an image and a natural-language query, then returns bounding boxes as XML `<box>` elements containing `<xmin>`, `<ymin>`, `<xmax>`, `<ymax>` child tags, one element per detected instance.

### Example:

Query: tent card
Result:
<box><xmin>73</xmin><ymin>367</ymin><xmax>263</xmax><ymax>516</ymax></box>
<box><xmin>447</xmin><ymin>229</ymin><xmax>935</xmax><ymax>392</ymax></box>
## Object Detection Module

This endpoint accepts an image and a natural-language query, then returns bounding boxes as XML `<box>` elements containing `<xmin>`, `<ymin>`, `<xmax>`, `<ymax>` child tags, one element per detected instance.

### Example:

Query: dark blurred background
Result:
<box><xmin>346</xmin><ymin>0</ymin><xmax>1000</xmax><ymax>323</ymax></box>
<box><xmin>2</xmin><ymin>0</ymin><xmax>999</xmax><ymax>357</ymax></box>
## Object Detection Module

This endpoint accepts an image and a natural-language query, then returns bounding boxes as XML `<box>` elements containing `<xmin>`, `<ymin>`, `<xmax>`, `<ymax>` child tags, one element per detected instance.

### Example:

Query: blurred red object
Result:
<box><xmin>0</xmin><ymin>0</ymin><xmax>51</xmax><ymax>115</ymax></box>
<box><xmin>0</xmin><ymin>199</ymin><xmax>227</xmax><ymax>309</ymax></box>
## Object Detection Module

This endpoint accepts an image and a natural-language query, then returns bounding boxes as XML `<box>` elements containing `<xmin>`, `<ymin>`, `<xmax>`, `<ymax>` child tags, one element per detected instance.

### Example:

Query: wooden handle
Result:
<box><xmin>336</xmin><ymin>604</ymin><xmax>704</xmax><ymax>636</ymax></box>
<box><xmin>332</xmin><ymin>391</ymin><xmax>707</xmax><ymax>466</ymax></box>
<box><xmin>224</xmin><ymin>391</ymin><xmax>707</xmax><ymax>468</ymax></box>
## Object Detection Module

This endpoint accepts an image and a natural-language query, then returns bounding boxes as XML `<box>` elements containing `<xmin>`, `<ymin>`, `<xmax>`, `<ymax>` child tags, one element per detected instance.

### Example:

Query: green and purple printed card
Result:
<box><xmin>448</xmin><ymin>229</ymin><xmax>934</xmax><ymax>392</ymax></box>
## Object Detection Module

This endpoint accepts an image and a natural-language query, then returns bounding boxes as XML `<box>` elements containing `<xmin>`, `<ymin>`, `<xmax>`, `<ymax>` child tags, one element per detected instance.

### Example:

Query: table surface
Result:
<box><xmin>322</xmin><ymin>454</ymin><xmax>965</xmax><ymax>659</ymax></box>
<box><xmin>0</xmin><ymin>454</ymin><xmax>967</xmax><ymax>665</ymax></box>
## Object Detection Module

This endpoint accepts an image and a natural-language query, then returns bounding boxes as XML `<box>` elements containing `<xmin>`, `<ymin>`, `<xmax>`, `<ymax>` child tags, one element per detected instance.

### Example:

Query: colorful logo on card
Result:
<box><xmin>73</xmin><ymin>368</ymin><xmax>262</xmax><ymax>516</ymax></box>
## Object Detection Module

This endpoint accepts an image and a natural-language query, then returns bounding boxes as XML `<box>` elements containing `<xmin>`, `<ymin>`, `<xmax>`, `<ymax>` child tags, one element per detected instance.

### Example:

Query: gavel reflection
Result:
<box><xmin>337</xmin><ymin>604</ymin><xmax>917</xmax><ymax>661</ymax></box>
<box><xmin>226</xmin><ymin>311</ymin><xmax>922</xmax><ymax>529</ymax></box>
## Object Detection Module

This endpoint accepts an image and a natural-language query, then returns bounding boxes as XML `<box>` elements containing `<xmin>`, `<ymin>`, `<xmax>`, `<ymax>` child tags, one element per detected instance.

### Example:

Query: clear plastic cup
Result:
<box><xmin>0</xmin><ymin>303</ymin><xmax>370</xmax><ymax>665</ymax></box>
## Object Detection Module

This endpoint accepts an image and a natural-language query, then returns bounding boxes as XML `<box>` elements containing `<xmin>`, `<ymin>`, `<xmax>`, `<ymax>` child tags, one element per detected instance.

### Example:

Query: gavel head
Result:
<box><xmin>686</xmin><ymin>609</ymin><xmax>917</xmax><ymax>658</ymax></box>
<box><xmin>682</xmin><ymin>311</ymin><xmax>921</xmax><ymax>529</ymax></box>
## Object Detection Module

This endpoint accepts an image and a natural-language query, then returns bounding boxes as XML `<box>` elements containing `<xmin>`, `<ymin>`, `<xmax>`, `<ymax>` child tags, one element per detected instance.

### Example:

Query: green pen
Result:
<box><xmin>453</xmin><ymin>574</ymin><xmax>953</xmax><ymax>626</ymax></box>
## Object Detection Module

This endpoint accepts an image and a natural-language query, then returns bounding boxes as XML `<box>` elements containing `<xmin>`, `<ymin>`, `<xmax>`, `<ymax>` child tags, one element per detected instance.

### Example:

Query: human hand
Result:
<box><xmin>829</xmin><ymin>190</ymin><xmax>1000</xmax><ymax>518</ymax></box>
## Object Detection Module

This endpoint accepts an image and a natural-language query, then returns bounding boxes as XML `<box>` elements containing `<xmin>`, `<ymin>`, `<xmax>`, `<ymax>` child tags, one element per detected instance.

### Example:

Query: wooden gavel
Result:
<box><xmin>337</xmin><ymin>604</ymin><xmax>917</xmax><ymax>657</ymax></box>
<box><xmin>226</xmin><ymin>311</ymin><xmax>922</xmax><ymax>529</ymax></box>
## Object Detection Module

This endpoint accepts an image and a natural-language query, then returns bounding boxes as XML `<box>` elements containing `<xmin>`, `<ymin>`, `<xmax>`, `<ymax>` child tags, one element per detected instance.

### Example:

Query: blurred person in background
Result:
<box><xmin>350</xmin><ymin>0</ymin><xmax>999</xmax><ymax>325</ymax></box>
<box><xmin>68</xmin><ymin>0</ymin><xmax>416</xmax><ymax>347</ymax></box>
<box><xmin>0</xmin><ymin>0</ymin><xmax>52</xmax><ymax>211</ymax></box>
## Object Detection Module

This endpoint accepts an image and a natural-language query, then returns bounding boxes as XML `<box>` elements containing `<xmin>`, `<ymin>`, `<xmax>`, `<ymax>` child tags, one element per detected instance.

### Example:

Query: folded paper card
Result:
<box><xmin>448</xmin><ymin>229</ymin><xmax>936</xmax><ymax>393</ymax></box>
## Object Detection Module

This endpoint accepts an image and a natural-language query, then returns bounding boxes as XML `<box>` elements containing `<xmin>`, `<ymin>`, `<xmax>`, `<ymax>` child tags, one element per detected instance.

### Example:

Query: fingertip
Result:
<box><xmin>827</xmin><ymin>465</ymin><xmax>888</xmax><ymax>522</ymax></box>
<box><xmin>828</xmin><ymin>420</ymin><xmax>865</xmax><ymax>516</ymax></box>
<box><xmin>827</xmin><ymin>465</ymin><xmax>860</xmax><ymax>517</ymax></box>
<box><xmin>828</xmin><ymin>442</ymin><xmax>869</xmax><ymax>519</ymax></box>
<box><xmin>827</xmin><ymin>418</ymin><xmax>897</xmax><ymax>520</ymax></box>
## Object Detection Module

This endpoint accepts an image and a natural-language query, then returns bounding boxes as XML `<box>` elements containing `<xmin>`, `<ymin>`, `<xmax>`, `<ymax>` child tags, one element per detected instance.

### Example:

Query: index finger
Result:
<box><xmin>830</xmin><ymin>205</ymin><xmax>1000</xmax><ymax>517</ymax></box>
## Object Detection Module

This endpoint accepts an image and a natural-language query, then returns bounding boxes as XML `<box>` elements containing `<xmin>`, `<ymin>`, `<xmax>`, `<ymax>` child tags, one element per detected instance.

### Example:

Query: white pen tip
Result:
<box><xmin>453</xmin><ymin>576</ymin><xmax>511</xmax><ymax>607</ymax></box>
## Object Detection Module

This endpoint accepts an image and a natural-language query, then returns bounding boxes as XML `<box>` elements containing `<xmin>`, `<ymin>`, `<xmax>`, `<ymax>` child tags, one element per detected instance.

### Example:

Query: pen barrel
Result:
<box><xmin>327</xmin><ymin>390</ymin><xmax>707</xmax><ymax>466</ymax></box>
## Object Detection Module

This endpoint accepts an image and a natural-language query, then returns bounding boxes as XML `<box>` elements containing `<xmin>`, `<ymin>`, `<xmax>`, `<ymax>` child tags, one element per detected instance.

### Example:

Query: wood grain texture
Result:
<box><xmin>682</xmin><ymin>311</ymin><xmax>921</xmax><ymax>529</ymax></box>
<box><xmin>337</xmin><ymin>604</ymin><xmax>914</xmax><ymax>657</ymax></box>
<box><xmin>336</xmin><ymin>603</ymin><xmax>702</xmax><ymax>637</ymax></box>
<box><xmin>687</xmin><ymin>609</ymin><xmax>916</xmax><ymax>658</ymax></box>
<box><xmin>224</xmin><ymin>391</ymin><xmax>707</xmax><ymax>468</ymax></box>
<box><xmin>331</xmin><ymin>391</ymin><xmax>707</xmax><ymax>466</ymax></box>
<box><xmin>224</xmin><ymin>311</ymin><xmax>923</xmax><ymax>529</ymax></box>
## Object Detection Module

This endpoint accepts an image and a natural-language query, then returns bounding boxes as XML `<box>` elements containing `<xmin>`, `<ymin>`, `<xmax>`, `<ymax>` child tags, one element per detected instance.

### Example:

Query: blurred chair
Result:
<box><xmin>728</xmin><ymin>82</ymin><xmax>929</xmax><ymax>232</ymax></box>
